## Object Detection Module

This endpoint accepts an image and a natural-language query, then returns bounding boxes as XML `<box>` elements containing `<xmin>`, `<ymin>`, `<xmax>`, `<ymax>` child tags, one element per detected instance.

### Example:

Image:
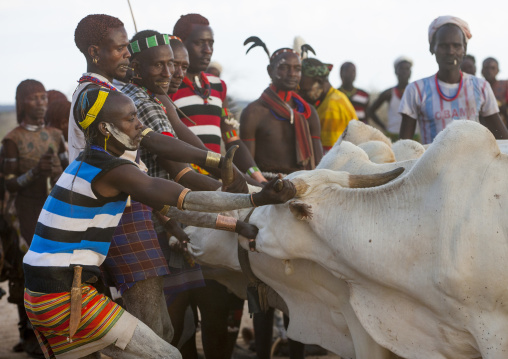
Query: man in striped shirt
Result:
<box><xmin>399</xmin><ymin>16</ymin><xmax>508</xmax><ymax>144</ymax></box>
<box><xmin>171</xmin><ymin>14</ymin><xmax>267</xmax><ymax>184</ymax></box>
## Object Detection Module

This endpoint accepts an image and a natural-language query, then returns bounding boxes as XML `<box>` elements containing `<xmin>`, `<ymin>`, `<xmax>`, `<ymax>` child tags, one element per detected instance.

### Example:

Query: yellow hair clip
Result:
<box><xmin>79</xmin><ymin>88</ymin><xmax>110</xmax><ymax>130</ymax></box>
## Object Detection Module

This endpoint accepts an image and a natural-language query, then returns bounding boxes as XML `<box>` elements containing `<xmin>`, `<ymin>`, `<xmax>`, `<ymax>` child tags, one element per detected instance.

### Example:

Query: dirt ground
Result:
<box><xmin>0</xmin><ymin>281</ymin><xmax>339</xmax><ymax>359</ymax></box>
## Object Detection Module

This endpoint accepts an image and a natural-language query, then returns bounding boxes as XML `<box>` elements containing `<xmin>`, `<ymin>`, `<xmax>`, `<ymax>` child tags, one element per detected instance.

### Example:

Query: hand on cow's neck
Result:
<box><xmin>437</xmin><ymin>67</ymin><xmax>461</xmax><ymax>84</ymax></box>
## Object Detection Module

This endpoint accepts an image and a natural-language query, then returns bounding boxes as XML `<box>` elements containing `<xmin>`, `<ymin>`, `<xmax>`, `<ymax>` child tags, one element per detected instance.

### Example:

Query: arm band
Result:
<box><xmin>16</xmin><ymin>168</ymin><xmax>36</xmax><ymax>187</ymax></box>
<box><xmin>215</xmin><ymin>214</ymin><xmax>237</xmax><ymax>232</ymax></box>
<box><xmin>246</xmin><ymin>166</ymin><xmax>260</xmax><ymax>176</ymax></box>
<box><xmin>174</xmin><ymin>167</ymin><xmax>193</xmax><ymax>183</ymax></box>
<box><xmin>177</xmin><ymin>188</ymin><xmax>192</xmax><ymax>210</ymax></box>
<box><xmin>223</xmin><ymin>130</ymin><xmax>240</xmax><ymax>143</ymax></box>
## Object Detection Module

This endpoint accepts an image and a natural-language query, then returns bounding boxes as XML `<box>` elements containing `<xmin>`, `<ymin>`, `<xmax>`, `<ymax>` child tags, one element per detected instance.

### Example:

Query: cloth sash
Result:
<box><xmin>259</xmin><ymin>86</ymin><xmax>315</xmax><ymax>169</ymax></box>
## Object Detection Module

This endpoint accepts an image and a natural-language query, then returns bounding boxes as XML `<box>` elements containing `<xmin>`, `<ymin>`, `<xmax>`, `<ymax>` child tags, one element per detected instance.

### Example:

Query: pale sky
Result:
<box><xmin>1</xmin><ymin>0</ymin><xmax>507</xmax><ymax>105</ymax></box>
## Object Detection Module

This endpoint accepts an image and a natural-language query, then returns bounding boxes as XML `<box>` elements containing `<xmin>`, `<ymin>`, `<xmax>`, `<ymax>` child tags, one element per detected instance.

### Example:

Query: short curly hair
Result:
<box><xmin>74</xmin><ymin>14</ymin><xmax>124</xmax><ymax>56</ymax></box>
<box><xmin>173</xmin><ymin>14</ymin><xmax>209</xmax><ymax>41</ymax></box>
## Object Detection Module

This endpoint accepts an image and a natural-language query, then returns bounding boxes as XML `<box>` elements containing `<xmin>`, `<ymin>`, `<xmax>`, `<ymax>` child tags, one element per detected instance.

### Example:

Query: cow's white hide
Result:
<box><xmin>186</xmin><ymin>217</ymin><xmax>395</xmax><ymax>358</ymax></box>
<box><xmin>391</xmin><ymin>139</ymin><xmax>426</xmax><ymax>161</ymax></box>
<box><xmin>249</xmin><ymin>120</ymin><xmax>508</xmax><ymax>359</ymax></box>
<box><xmin>343</xmin><ymin>120</ymin><xmax>392</xmax><ymax>147</ymax></box>
<box><xmin>357</xmin><ymin>141</ymin><xmax>396</xmax><ymax>164</ymax></box>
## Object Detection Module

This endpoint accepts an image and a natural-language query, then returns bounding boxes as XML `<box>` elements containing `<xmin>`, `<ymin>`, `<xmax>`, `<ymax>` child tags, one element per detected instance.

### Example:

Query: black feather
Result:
<box><xmin>244</xmin><ymin>36</ymin><xmax>270</xmax><ymax>58</ymax></box>
<box><xmin>301</xmin><ymin>44</ymin><xmax>316</xmax><ymax>58</ymax></box>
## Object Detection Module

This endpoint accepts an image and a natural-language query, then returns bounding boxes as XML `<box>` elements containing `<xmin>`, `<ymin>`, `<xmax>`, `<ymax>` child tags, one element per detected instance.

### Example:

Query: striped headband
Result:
<box><xmin>128</xmin><ymin>34</ymin><xmax>182</xmax><ymax>55</ymax></box>
<box><xmin>270</xmin><ymin>48</ymin><xmax>299</xmax><ymax>61</ymax></box>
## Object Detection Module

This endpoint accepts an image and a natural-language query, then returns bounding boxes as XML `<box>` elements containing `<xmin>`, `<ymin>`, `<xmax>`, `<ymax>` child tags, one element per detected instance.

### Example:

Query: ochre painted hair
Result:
<box><xmin>173</xmin><ymin>13</ymin><xmax>209</xmax><ymax>41</ymax></box>
<box><xmin>74</xmin><ymin>14</ymin><xmax>124</xmax><ymax>56</ymax></box>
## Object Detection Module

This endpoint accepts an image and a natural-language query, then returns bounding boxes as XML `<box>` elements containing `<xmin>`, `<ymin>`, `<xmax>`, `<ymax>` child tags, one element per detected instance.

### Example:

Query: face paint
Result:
<box><xmin>104</xmin><ymin>122</ymin><xmax>138</xmax><ymax>150</ymax></box>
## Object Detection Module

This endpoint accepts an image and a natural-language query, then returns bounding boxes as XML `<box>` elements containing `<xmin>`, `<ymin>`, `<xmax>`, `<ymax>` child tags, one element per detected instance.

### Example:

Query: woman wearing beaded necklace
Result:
<box><xmin>2</xmin><ymin>79</ymin><xmax>67</xmax><ymax>357</ymax></box>
<box><xmin>399</xmin><ymin>15</ymin><xmax>508</xmax><ymax>144</ymax></box>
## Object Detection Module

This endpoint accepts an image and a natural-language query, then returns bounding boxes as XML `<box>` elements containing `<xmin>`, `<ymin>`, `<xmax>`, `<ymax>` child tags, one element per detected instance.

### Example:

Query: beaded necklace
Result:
<box><xmin>78</xmin><ymin>75</ymin><xmax>118</xmax><ymax>91</ymax></box>
<box><xmin>131</xmin><ymin>84</ymin><xmax>167</xmax><ymax>113</ymax></box>
<box><xmin>435</xmin><ymin>72</ymin><xmax>463</xmax><ymax>102</ymax></box>
<box><xmin>20</xmin><ymin>122</ymin><xmax>44</xmax><ymax>132</ymax></box>
<box><xmin>90</xmin><ymin>145</ymin><xmax>111</xmax><ymax>155</ymax></box>
<box><xmin>183</xmin><ymin>72</ymin><xmax>211</xmax><ymax>104</ymax></box>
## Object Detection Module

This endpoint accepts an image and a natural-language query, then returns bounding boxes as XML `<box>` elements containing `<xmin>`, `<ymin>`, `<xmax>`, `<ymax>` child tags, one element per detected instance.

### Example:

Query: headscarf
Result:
<box><xmin>428</xmin><ymin>16</ymin><xmax>472</xmax><ymax>53</ymax></box>
<box><xmin>15</xmin><ymin>79</ymin><xmax>46</xmax><ymax>123</ymax></box>
<box><xmin>393</xmin><ymin>56</ymin><xmax>413</xmax><ymax>71</ymax></box>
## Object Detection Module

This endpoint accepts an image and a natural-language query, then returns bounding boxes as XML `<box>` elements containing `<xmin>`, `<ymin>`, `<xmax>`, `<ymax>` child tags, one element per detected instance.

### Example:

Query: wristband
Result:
<box><xmin>205</xmin><ymin>151</ymin><xmax>221</xmax><ymax>168</ymax></box>
<box><xmin>159</xmin><ymin>205</ymin><xmax>171</xmax><ymax>216</ymax></box>
<box><xmin>16</xmin><ymin>169</ymin><xmax>36</xmax><ymax>187</ymax></box>
<box><xmin>177</xmin><ymin>188</ymin><xmax>191</xmax><ymax>210</ymax></box>
<box><xmin>223</xmin><ymin>130</ymin><xmax>240</xmax><ymax>143</ymax></box>
<box><xmin>215</xmin><ymin>215</ymin><xmax>237</xmax><ymax>232</ymax></box>
<box><xmin>141</xmin><ymin>127</ymin><xmax>153</xmax><ymax>139</ymax></box>
<box><xmin>250</xmin><ymin>193</ymin><xmax>258</xmax><ymax>207</ymax></box>
<box><xmin>246</xmin><ymin>166</ymin><xmax>260</xmax><ymax>177</ymax></box>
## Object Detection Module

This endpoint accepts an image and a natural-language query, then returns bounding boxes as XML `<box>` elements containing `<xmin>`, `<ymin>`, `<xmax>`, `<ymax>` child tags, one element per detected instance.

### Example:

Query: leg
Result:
<box><xmin>102</xmin><ymin>320</ymin><xmax>182</xmax><ymax>359</ymax></box>
<box><xmin>193</xmin><ymin>280</ymin><xmax>230</xmax><ymax>359</ymax></box>
<box><xmin>253</xmin><ymin>308</ymin><xmax>274</xmax><ymax>359</ymax></box>
<box><xmin>122</xmin><ymin>276</ymin><xmax>174</xmax><ymax>343</ymax></box>
<box><xmin>283</xmin><ymin>314</ymin><xmax>305</xmax><ymax>359</ymax></box>
<box><xmin>166</xmin><ymin>291</ymin><xmax>191</xmax><ymax>347</ymax></box>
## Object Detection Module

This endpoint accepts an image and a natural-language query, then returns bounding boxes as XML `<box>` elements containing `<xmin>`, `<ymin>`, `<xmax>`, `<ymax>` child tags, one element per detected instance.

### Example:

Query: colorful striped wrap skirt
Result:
<box><xmin>24</xmin><ymin>285</ymin><xmax>138</xmax><ymax>359</ymax></box>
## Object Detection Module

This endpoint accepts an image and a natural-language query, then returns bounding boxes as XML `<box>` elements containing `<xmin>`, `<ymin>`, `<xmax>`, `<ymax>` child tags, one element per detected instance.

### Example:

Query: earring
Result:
<box><xmin>93</xmin><ymin>57</ymin><xmax>99</xmax><ymax>65</ymax></box>
<box><xmin>104</xmin><ymin>134</ymin><xmax>110</xmax><ymax>151</ymax></box>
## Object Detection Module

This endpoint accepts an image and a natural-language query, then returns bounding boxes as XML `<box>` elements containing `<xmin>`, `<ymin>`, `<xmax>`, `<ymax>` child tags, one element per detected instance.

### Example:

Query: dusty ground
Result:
<box><xmin>0</xmin><ymin>281</ymin><xmax>339</xmax><ymax>359</ymax></box>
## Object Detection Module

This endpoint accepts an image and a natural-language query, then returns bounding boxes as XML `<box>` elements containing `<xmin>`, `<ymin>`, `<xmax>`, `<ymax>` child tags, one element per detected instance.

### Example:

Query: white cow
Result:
<box><xmin>248</xmin><ymin>120</ymin><xmax>508</xmax><ymax>359</ymax></box>
<box><xmin>186</xmin><ymin>211</ymin><xmax>396</xmax><ymax>359</ymax></box>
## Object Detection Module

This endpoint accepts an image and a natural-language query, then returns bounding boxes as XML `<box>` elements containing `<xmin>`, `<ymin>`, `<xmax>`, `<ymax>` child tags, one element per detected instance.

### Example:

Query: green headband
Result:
<box><xmin>128</xmin><ymin>34</ymin><xmax>182</xmax><ymax>55</ymax></box>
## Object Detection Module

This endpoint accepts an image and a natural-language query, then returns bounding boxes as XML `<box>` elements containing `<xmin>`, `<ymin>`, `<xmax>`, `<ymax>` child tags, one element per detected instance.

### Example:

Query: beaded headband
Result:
<box><xmin>244</xmin><ymin>36</ymin><xmax>315</xmax><ymax>63</ymax></box>
<box><xmin>128</xmin><ymin>34</ymin><xmax>182</xmax><ymax>55</ymax></box>
<box><xmin>79</xmin><ymin>87</ymin><xmax>110</xmax><ymax>130</ymax></box>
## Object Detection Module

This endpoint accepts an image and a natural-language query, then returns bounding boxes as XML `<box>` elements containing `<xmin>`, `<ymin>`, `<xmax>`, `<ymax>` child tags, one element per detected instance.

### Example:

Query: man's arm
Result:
<box><xmin>156</xmin><ymin>94</ymin><xmax>209</xmax><ymax>151</ymax></box>
<box><xmin>157</xmin><ymin>158</ymin><xmax>222</xmax><ymax>191</ymax></box>
<box><xmin>95</xmin><ymin>164</ymin><xmax>295</xmax><ymax>213</ymax></box>
<box><xmin>308</xmin><ymin>107</ymin><xmax>323</xmax><ymax>165</ymax></box>
<box><xmin>480</xmin><ymin>113</ymin><xmax>508</xmax><ymax>139</ymax></box>
<box><xmin>367</xmin><ymin>89</ymin><xmax>390</xmax><ymax>131</ymax></box>
<box><xmin>399</xmin><ymin>114</ymin><xmax>417</xmax><ymax>139</ymax></box>
<box><xmin>229</xmin><ymin>101</ymin><xmax>266</xmax><ymax>183</ymax></box>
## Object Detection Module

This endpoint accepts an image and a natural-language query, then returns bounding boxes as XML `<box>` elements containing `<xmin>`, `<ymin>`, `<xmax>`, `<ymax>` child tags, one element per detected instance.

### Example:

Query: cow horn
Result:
<box><xmin>348</xmin><ymin>167</ymin><xmax>404</xmax><ymax>188</ymax></box>
<box><xmin>221</xmin><ymin>145</ymin><xmax>239</xmax><ymax>188</ymax></box>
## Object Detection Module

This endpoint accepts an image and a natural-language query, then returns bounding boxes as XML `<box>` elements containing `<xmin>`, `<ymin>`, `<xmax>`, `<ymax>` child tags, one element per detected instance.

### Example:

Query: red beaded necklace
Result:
<box><xmin>435</xmin><ymin>72</ymin><xmax>463</xmax><ymax>102</ymax></box>
<box><xmin>183</xmin><ymin>72</ymin><xmax>212</xmax><ymax>104</ymax></box>
<box><xmin>78</xmin><ymin>75</ymin><xmax>118</xmax><ymax>91</ymax></box>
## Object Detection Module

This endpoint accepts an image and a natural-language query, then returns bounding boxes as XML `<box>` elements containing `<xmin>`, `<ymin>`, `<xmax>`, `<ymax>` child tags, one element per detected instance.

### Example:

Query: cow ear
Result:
<box><xmin>289</xmin><ymin>200</ymin><xmax>313</xmax><ymax>221</ymax></box>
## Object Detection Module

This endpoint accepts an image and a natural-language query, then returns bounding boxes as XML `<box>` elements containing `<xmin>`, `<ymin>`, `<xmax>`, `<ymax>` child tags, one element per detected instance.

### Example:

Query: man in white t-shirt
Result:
<box><xmin>399</xmin><ymin>15</ymin><xmax>508</xmax><ymax>144</ymax></box>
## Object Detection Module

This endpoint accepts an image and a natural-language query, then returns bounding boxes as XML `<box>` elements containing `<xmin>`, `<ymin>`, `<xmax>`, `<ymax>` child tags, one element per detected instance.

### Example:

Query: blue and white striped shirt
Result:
<box><xmin>23</xmin><ymin>148</ymin><xmax>134</xmax><ymax>293</ymax></box>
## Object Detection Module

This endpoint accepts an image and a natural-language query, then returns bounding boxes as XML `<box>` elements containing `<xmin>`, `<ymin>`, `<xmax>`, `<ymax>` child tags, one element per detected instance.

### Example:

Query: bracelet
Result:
<box><xmin>177</xmin><ymin>188</ymin><xmax>191</xmax><ymax>210</ymax></box>
<box><xmin>16</xmin><ymin>168</ymin><xmax>36</xmax><ymax>187</ymax></box>
<box><xmin>223</xmin><ymin>130</ymin><xmax>240</xmax><ymax>143</ymax></box>
<box><xmin>250</xmin><ymin>193</ymin><xmax>258</xmax><ymax>208</ymax></box>
<box><xmin>159</xmin><ymin>205</ymin><xmax>171</xmax><ymax>216</ymax></box>
<box><xmin>246</xmin><ymin>166</ymin><xmax>260</xmax><ymax>176</ymax></box>
<box><xmin>205</xmin><ymin>151</ymin><xmax>221</xmax><ymax>168</ymax></box>
<box><xmin>140</xmin><ymin>127</ymin><xmax>153</xmax><ymax>139</ymax></box>
<box><xmin>215</xmin><ymin>214</ymin><xmax>237</xmax><ymax>232</ymax></box>
<box><xmin>174</xmin><ymin>167</ymin><xmax>193</xmax><ymax>183</ymax></box>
